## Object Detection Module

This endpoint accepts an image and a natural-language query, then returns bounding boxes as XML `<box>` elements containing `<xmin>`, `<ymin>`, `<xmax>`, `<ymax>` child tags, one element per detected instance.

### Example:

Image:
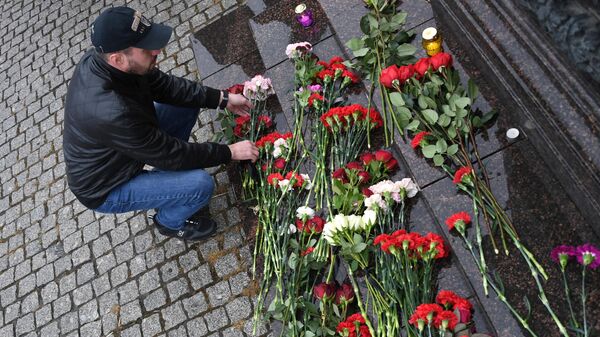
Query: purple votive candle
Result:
<box><xmin>295</xmin><ymin>4</ymin><xmax>313</xmax><ymax>27</ymax></box>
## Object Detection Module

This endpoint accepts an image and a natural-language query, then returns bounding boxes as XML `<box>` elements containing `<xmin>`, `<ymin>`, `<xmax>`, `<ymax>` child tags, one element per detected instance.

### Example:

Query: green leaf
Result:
<box><xmin>422</xmin><ymin>109</ymin><xmax>438</xmax><ymax>124</ymax></box>
<box><xmin>389</xmin><ymin>92</ymin><xmax>405</xmax><ymax>106</ymax></box>
<box><xmin>396</xmin><ymin>43</ymin><xmax>416</xmax><ymax>57</ymax></box>
<box><xmin>396</xmin><ymin>106</ymin><xmax>411</xmax><ymax>121</ymax></box>
<box><xmin>288</xmin><ymin>253</ymin><xmax>297</xmax><ymax>270</ymax></box>
<box><xmin>417</xmin><ymin>95</ymin><xmax>427</xmax><ymax>109</ymax></box>
<box><xmin>455</xmin><ymin>97</ymin><xmax>471</xmax><ymax>109</ymax></box>
<box><xmin>447</xmin><ymin>127</ymin><xmax>457</xmax><ymax>139</ymax></box>
<box><xmin>433</xmin><ymin>154</ymin><xmax>444</xmax><ymax>166</ymax></box>
<box><xmin>436</xmin><ymin>139</ymin><xmax>448</xmax><ymax>153</ymax></box>
<box><xmin>442</xmin><ymin>104</ymin><xmax>455</xmax><ymax>117</ymax></box>
<box><xmin>438</xmin><ymin>114</ymin><xmax>451</xmax><ymax>127</ymax></box>
<box><xmin>367</xmin><ymin>14</ymin><xmax>378</xmax><ymax>31</ymax></box>
<box><xmin>406</xmin><ymin>119</ymin><xmax>420</xmax><ymax>131</ymax></box>
<box><xmin>456</xmin><ymin>108</ymin><xmax>468</xmax><ymax>118</ymax></box>
<box><xmin>390</xmin><ymin>12</ymin><xmax>407</xmax><ymax>26</ymax></box>
<box><xmin>352</xmin><ymin>242</ymin><xmax>368</xmax><ymax>253</ymax></box>
<box><xmin>353</xmin><ymin>48</ymin><xmax>369</xmax><ymax>57</ymax></box>
<box><xmin>360</xmin><ymin>15</ymin><xmax>370</xmax><ymax>34</ymax></box>
<box><xmin>424</xmin><ymin>96</ymin><xmax>437</xmax><ymax>109</ymax></box>
<box><xmin>481</xmin><ymin>110</ymin><xmax>497</xmax><ymax>124</ymax></box>
<box><xmin>468</xmin><ymin>79</ymin><xmax>479</xmax><ymax>100</ymax></box>
<box><xmin>332</xmin><ymin>304</ymin><xmax>340</xmax><ymax>317</ymax></box>
<box><xmin>472</xmin><ymin>116</ymin><xmax>482</xmax><ymax>128</ymax></box>
<box><xmin>447</xmin><ymin>144</ymin><xmax>459</xmax><ymax>155</ymax></box>
<box><xmin>353</xmin><ymin>233</ymin><xmax>364</xmax><ymax>244</ymax></box>
<box><xmin>422</xmin><ymin>145</ymin><xmax>437</xmax><ymax>158</ymax></box>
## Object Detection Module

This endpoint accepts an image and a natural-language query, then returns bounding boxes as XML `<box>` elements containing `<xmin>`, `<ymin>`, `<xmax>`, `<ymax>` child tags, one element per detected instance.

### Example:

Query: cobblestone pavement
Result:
<box><xmin>0</xmin><ymin>0</ymin><xmax>271</xmax><ymax>336</ymax></box>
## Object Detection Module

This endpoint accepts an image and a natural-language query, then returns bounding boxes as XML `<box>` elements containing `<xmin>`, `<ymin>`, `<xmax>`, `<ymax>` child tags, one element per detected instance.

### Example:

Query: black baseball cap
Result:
<box><xmin>91</xmin><ymin>6</ymin><xmax>172</xmax><ymax>53</ymax></box>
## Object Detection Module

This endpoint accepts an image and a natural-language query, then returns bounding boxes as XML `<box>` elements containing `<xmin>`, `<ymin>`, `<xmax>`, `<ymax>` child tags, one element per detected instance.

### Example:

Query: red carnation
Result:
<box><xmin>359</xmin><ymin>325</ymin><xmax>372</xmax><ymax>337</ymax></box>
<box><xmin>346</xmin><ymin>161</ymin><xmax>363</xmax><ymax>171</ymax></box>
<box><xmin>257</xmin><ymin>115</ymin><xmax>272</xmax><ymax>128</ymax></box>
<box><xmin>374</xmin><ymin>149</ymin><xmax>393</xmax><ymax>163</ymax></box>
<box><xmin>398</xmin><ymin>64</ymin><xmax>415</xmax><ymax>82</ymax></box>
<box><xmin>305</xmin><ymin>216</ymin><xmax>325</xmax><ymax>233</ymax></box>
<box><xmin>346</xmin><ymin>313</ymin><xmax>366</xmax><ymax>324</ymax></box>
<box><xmin>342</xmin><ymin>70</ymin><xmax>360</xmax><ymax>83</ymax></box>
<box><xmin>285</xmin><ymin>171</ymin><xmax>304</xmax><ymax>188</ymax></box>
<box><xmin>379</xmin><ymin>65</ymin><xmax>400</xmax><ymax>88</ymax></box>
<box><xmin>423</xmin><ymin>232</ymin><xmax>448</xmax><ymax>259</ymax></box>
<box><xmin>308</xmin><ymin>92</ymin><xmax>324</xmax><ymax>107</ymax></box>
<box><xmin>227</xmin><ymin>83</ymin><xmax>245</xmax><ymax>94</ymax></box>
<box><xmin>411</xmin><ymin>131</ymin><xmax>431</xmax><ymax>149</ymax></box>
<box><xmin>434</xmin><ymin>310</ymin><xmax>458</xmax><ymax>331</ymax></box>
<box><xmin>330</xmin><ymin>63</ymin><xmax>347</xmax><ymax>72</ymax></box>
<box><xmin>360</xmin><ymin>152</ymin><xmax>375</xmax><ymax>165</ymax></box>
<box><xmin>301</xmin><ymin>247</ymin><xmax>314</xmax><ymax>256</ymax></box>
<box><xmin>445</xmin><ymin>212</ymin><xmax>471</xmax><ymax>231</ymax></box>
<box><xmin>313</xmin><ymin>282</ymin><xmax>336</xmax><ymax>300</ymax></box>
<box><xmin>336</xmin><ymin>321</ymin><xmax>355</xmax><ymax>334</ymax></box>
<box><xmin>317</xmin><ymin>69</ymin><xmax>335</xmax><ymax>81</ymax></box>
<box><xmin>409</xmin><ymin>303</ymin><xmax>443</xmax><ymax>328</ymax></box>
<box><xmin>329</xmin><ymin>56</ymin><xmax>345</xmax><ymax>65</ymax></box>
<box><xmin>414</xmin><ymin>57</ymin><xmax>431</xmax><ymax>77</ymax></box>
<box><xmin>332</xmin><ymin>168</ymin><xmax>349</xmax><ymax>183</ymax></box>
<box><xmin>267</xmin><ymin>173</ymin><xmax>283</xmax><ymax>186</ymax></box>
<box><xmin>357</xmin><ymin>171</ymin><xmax>370</xmax><ymax>182</ymax></box>
<box><xmin>362</xmin><ymin>187</ymin><xmax>373</xmax><ymax>197</ymax></box>
<box><xmin>430</xmin><ymin>52</ymin><xmax>453</xmax><ymax>71</ymax></box>
<box><xmin>273</xmin><ymin>158</ymin><xmax>286</xmax><ymax>170</ymax></box>
<box><xmin>384</xmin><ymin>158</ymin><xmax>398</xmax><ymax>171</ymax></box>
<box><xmin>453</xmin><ymin>166</ymin><xmax>473</xmax><ymax>184</ymax></box>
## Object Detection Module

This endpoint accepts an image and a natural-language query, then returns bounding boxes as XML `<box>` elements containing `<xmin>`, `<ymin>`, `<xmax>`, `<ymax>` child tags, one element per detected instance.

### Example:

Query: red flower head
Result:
<box><xmin>357</xmin><ymin>171</ymin><xmax>371</xmax><ymax>182</ymax></box>
<box><xmin>409</xmin><ymin>303</ymin><xmax>443</xmax><ymax>329</ymax></box>
<box><xmin>430</xmin><ymin>52</ymin><xmax>453</xmax><ymax>71</ymax></box>
<box><xmin>434</xmin><ymin>310</ymin><xmax>458</xmax><ymax>331</ymax></box>
<box><xmin>453</xmin><ymin>166</ymin><xmax>473</xmax><ymax>184</ymax></box>
<box><xmin>336</xmin><ymin>321</ymin><xmax>355</xmax><ymax>334</ymax></box>
<box><xmin>317</xmin><ymin>69</ymin><xmax>335</xmax><ymax>81</ymax></box>
<box><xmin>374</xmin><ymin>149</ymin><xmax>393</xmax><ymax>163</ymax></box>
<box><xmin>267</xmin><ymin>173</ymin><xmax>284</xmax><ymax>186</ymax></box>
<box><xmin>411</xmin><ymin>131</ymin><xmax>431</xmax><ymax>149</ymax></box>
<box><xmin>330</xmin><ymin>63</ymin><xmax>347</xmax><ymax>73</ymax></box>
<box><xmin>435</xmin><ymin>290</ymin><xmax>473</xmax><ymax>313</ymax></box>
<box><xmin>227</xmin><ymin>83</ymin><xmax>245</xmax><ymax>94</ymax></box>
<box><xmin>359</xmin><ymin>325</ymin><xmax>372</xmax><ymax>337</ymax></box>
<box><xmin>414</xmin><ymin>57</ymin><xmax>431</xmax><ymax>78</ymax></box>
<box><xmin>379</xmin><ymin>65</ymin><xmax>400</xmax><ymax>88</ymax></box>
<box><xmin>360</xmin><ymin>152</ymin><xmax>375</xmax><ymax>165</ymax></box>
<box><xmin>362</xmin><ymin>187</ymin><xmax>374</xmax><ymax>197</ymax></box>
<box><xmin>398</xmin><ymin>64</ymin><xmax>415</xmax><ymax>83</ymax></box>
<box><xmin>346</xmin><ymin>313</ymin><xmax>366</xmax><ymax>324</ymax></box>
<box><xmin>335</xmin><ymin>283</ymin><xmax>355</xmax><ymax>305</ymax></box>
<box><xmin>346</xmin><ymin>161</ymin><xmax>363</xmax><ymax>171</ymax></box>
<box><xmin>301</xmin><ymin>247</ymin><xmax>315</xmax><ymax>256</ymax></box>
<box><xmin>308</xmin><ymin>92</ymin><xmax>324</xmax><ymax>107</ymax></box>
<box><xmin>257</xmin><ymin>115</ymin><xmax>273</xmax><ymax>128</ymax></box>
<box><xmin>384</xmin><ymin>158</ymin><xmax>398</xmax><ymax>171</ymax></box>
<box><xmin>285</xmin><ymin>171</ymin><xmax>304</xmax><ymax>188</ymax></box>
<box><xmin>329</xmin><ymin>56</ymin><xmax>345</xmax><ymax>66</ymax></box>
<box><xmin>445</xmin><ymin>212</ymin><xmax>471</xmax><ymax>231</ymax></box>
<box><xmin>233</xmin><ymin>125</ymin><xmax>244</xmax><ymax>137</ymax></box>
<box><xmin>313</xmin><ymin>282</ymin><xmax>336</xmax><ymax>300</ymax></box>
<box><xmin>305</xmin><ymin>216</ymin><xmax>325</xmax><ymax>233</ymax></box>
<box><xmin>342</xmin><ymin>70</ymin><xmax>360</xmax><ymax>83</ymax></box>
<box><xmin>423</xmin><ymin>232</ymin><xmax>448</xmax><ymax>259</ymax></box>
<box><xmin>332</xmin><ymin>168</ymin><xmax>349</xmax><ymax>183</ymax></box>
<box><xmin>273</xmin><ymin>158</ymin><xmax>286</xmax><ymax>170</ymax></box>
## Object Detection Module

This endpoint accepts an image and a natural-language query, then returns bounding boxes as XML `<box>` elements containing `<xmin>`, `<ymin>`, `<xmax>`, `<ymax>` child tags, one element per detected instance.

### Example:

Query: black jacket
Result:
<box><xmin>63</xmin><ymin>49</ymin><xmax>231</xmax><ymax>209</ymax></box>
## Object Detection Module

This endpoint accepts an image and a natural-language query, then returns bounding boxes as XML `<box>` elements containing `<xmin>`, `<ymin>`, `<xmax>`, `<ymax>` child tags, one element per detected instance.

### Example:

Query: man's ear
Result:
<box><xmin>107</xmin><ymin>52</ymin><xmax>128</xmax><ymax>71</ymax></box>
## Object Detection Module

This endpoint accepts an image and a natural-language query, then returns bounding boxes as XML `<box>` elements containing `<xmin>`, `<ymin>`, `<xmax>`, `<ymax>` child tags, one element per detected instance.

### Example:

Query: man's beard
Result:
<box><xmin>125</xmin><ymin>55</ymin><xmax>157</xmax><ymax>75</ymax></box>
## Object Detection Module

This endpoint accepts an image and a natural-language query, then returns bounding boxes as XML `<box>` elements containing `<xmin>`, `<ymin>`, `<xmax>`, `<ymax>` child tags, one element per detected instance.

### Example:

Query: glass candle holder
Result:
<box><xmin>295</xmin><ymin>4</ymin><xmax>314</xmax><ymax>28</ymax></box>
<box><xmin>422</xmin><ymin>27</ymin><xmax>443</xmax><ymax>56</ymax></box>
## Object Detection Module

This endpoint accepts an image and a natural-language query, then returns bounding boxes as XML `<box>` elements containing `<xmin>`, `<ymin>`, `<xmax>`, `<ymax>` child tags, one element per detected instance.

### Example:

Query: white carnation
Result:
<box><xmin>395</xmin><ymin>178</ymin><xmax>419</xmax><ymax>198</ymax></box>
<box><xmin>272</xmin><ymin>146</ymin><xmax>282</xmax><ymax>158</ymax></box>
<box><xmin>296</xmin><ymin>206</ymin><xmax>315</xmax><ymax>219</ymax></box>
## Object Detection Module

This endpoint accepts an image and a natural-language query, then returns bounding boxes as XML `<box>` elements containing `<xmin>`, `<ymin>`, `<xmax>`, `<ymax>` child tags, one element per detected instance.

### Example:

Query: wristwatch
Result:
<box><xmin>219</xmin><ymin>90</ymin><xmax>229</xmax><ymax>110</ymax></box>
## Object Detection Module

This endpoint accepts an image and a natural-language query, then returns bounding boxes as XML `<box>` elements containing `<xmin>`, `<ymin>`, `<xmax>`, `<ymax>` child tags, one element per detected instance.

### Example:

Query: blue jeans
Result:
<box><xmin>93</xmin><ymin>103</ymin><xmax>214</xmax><ymax>230</ymax></box>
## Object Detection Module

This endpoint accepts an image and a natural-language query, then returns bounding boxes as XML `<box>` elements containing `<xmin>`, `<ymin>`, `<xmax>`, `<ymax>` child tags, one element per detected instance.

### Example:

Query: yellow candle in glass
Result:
<box><xmin>422</xmin><ymin>27</ymin><xmax>443</xmax><ymax>56</ymax></box>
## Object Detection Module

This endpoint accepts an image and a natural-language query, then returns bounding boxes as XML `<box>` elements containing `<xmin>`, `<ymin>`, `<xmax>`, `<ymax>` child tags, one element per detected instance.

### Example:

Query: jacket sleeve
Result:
<box><xmin>95</xmin><ymin>105</ymin><xmax>231</xmax><ymax>170</ymax></box>
<box><xmin>146</xmin><ymin>69</ymin><xmax>221</xmax><ymax>109</ymax></box>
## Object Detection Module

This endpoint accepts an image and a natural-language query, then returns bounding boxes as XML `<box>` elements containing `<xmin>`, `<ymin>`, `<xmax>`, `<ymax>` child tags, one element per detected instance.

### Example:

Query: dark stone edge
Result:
<box><xmin>431</xmin><ymin>0</ymin><xmax>600</xmax><ymax>239</ymax></box>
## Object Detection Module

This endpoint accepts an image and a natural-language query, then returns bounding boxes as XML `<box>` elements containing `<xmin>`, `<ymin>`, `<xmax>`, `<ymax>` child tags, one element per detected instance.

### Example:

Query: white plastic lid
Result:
<box><xmin>295</xmin><ymin>4</ymin><xmax>307</xmax><ymax>14</ymax></box>
<box><xmin>506</xmin><ymin>128</ymin><xmax>520</xmax><ymax>139</ymax></box>
<box><xmin>422</xmin><ymin>27</ymin><xmax>438</xmax><ymax>40</ymax></box>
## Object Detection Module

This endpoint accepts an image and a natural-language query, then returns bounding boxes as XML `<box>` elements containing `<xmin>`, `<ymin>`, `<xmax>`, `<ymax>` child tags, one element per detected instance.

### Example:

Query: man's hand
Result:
<box><xmin>228</xmin><ymin>140</ymin><xmax>259</xmax><ymax>162</ymax></box>
<box><xmin>226</xmin><ymin>93</ymin><xmax>252</xmax><ymax>117</ymax></box>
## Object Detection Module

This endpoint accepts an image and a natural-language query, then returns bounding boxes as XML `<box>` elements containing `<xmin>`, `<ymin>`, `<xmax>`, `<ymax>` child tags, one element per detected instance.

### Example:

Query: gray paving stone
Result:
<box><xmin>160</xmin><ymin>260</ymin><xmax>179</xmax><ymax>282</ymax></box>
<box><xmin>60</xmin><ymin>311</ymin><xmax>79</xmax><ymax>333</ymax></box>
<box><xmin>167</xmin><ymin>325</ymin><xmax>187</xmax><ymax>337</ymax></box>
<box><xmin>35</xmin><ymin>303</ymin><xmax>52</xmax><ymax>327</ymax></box>
<box><xmin>72</xmin><ymin>244</ymin><xmax>91</xmax><ymax>266</ymax></box>
<box><xmin>146</xmin><ymin>247</ymin><xmax>165</xmax><ymax>268</ymax></box>
<box><xmin>167</xmin><ymin>278</ymin><xmax>190</xmax><ymax>302</ymax></box>
<box><xmin>134</xmin><ymin>231</ymin><xmax>154</xmax><ymax>253</ymax></box>
<box><xmin>121</xmin><ymin>324</ymin><xmax>142</xmax><ymax>337</ymax></box>
<box><xmin>164</xmin><ymin>238</ymin><xmax>186</xmax><ymax>258</ymax></box>
<box><xmin>189</xmin><ymin>264</ymin><xmax>213</xmax><ymax>290</ymax></box>
<box><xmin>20</xmin><ymin>290</ymin><xmax>39</xmax><ymax>314</ymax></box>
<box><xmin>0</xmin><ymin>324</ymin><xmax>14</xmax><ymax>337</ymax></box>
<box><xmin>15</xmin><ymin>312</ymin><xmax>35</xmax><ymax>336</ymax></box>
<box><xmin>36</xmin><ymin>262</ymin><xmax>54</xmax><ymax>286</ymax></box>
<box><xmin>41</xmin><ymin>281</ymin><xmax>58</xmax><ymax>304</ymax></box>
<box><xmin>39</xmin><ymin>321</ymin><xmax>59</xmax><ymax>337</ymax></box>
<box><xmin>4</xmin><ymin>302</ymin><xmax>20</xmax><ymax>324</ymax></box>
<box><xmin>53</xmin><ymin>294</ymin><xmax>71</xmax><ymax>318</ymax></box>
<box><xmin>244</xmin><ymin>320</ymin><xmax>269</xmax><ymax>336</ymax></box>
<box><xmin>1</xmin><ymin>285</ymin><xmax>17</xmax><ymax>307</ymax></box>
<box><xmin>102</xmin><ymin>311</ymin><xmax>118</xmax><ymax>335</ymax></box>
<box><xmin>206</xmin><ymin>280</ymin><xmax>231</xmax><ymax>307</ymax></box>
<box><xmin>204</xmin><ymin>307</ymin><xmax>229</xmax><ymax>332</ymax></box>
<box><xmin>91</xmin><ymin>235</ymin><xmax>111</xmax><ymax>258</ymax></box>
<box><xmin>79</xmin><ymin>299</ymin><xmax>99</xmax><ymax>324</ymax></box>
<box><xmin>110</xmin><ymin>223</ymin><xmax>130</xmax><ymax>246</ymax></box>
<box><xmin>98</xmin><ymin>289</ymin><xmax>118</xmax><ymax>315</ymax></box>
<box><xmin>223</xmin><ymin>228</ymin><xmax>242</xmax><ymax>249</ymax></box>
<box><xmin>161</xmin><ymin>301</ymin><xmax>187</xmax><ymax>330</ymax></box>
<box><xmin>197</xmin><ymin>238</ymin><xmax>219</xmax><ymax>261</ymax></box>
<box><xmin>59</xmin><ymin>272</ymin><xmax>76</xmax><ymax>295</ymax></box>
<box><xmin>178</xmin><ymin>250</ymin><xmax>200</xmax><ymax>273</ymax></box>
<box><xmin>63</xmin><ymin>230</ymin><xmax>82</xmax><ymax>253</ymax></box>
<box><xmin>76</xmin><ymin>261</ymin><xmax>96</xmax><ymax>284</ymax></box>
<box><xmin>73</xmin><ymin>283</ymin><xmax>93</xmax><ymax>306</ymax></box>
<box><xmin>142</xmin><ymin>313</ymin><xmax>162</xmax><ymax>337</ymax></box>
<box><xmin>129</xmin><ymin>253</ymin><xmax>147</xmax><ymax>277</ymax></box>
<box><xmin>110</xmin><ymin>262</ymin><xmax>128</xmax><ymax>287</ymax></box>
<box><xmin>143</xmin><ymin>288</ymin><xmax>167</xmax><ymax>311</ymax></box>
<box><xmin>96</xmin><ymin>252</ymin><xmax>117</xmax><ymax>276</ymax></box>
<box><xmin>181</xmin><ymin>291</ymin><xmax>208</xmax><ymax>318</ymax></box>
<box><xmin>92</xmin><ymin>273</ymin><xmax>111</xmax><ymax>296</ymax></box>
<box><xmin>80</xmin><ymin>320</ymin><xmax>102</xmax><ymax>337</ymax></box>
<box><xmin>118</xmin><ymin>280</ymin><xmax>139</xmax><ymax>304</ymax></box>
<box><xmin>222</xmin><ymin>328</ymin><xmax>245</xmax><ymax>337</ymax></box>
<box><xmin>82</xmin><ymin>221</ymin><xmax>99</xmax><ymax>243</ymax></box>
<box><xmin>229</xmin><ymin>272</ymin><xmax>251</xmax><ymax>296</ymax></box>
<box><xmin>214</xmin><ymin>252</ymin><xmax>239</xmax><ymax>277</ymax></box>
<box><xmin>115</xmin><ymin>241</ymin><xmax>135</xmax><ymax>264</ymax></box>
<box><xmin>17</xmin><ymin>273</ymin><xmax>36</xmax><ymax>297</ymax></box>
<box><xmin>187</xmin><ymin>317</ymin><xmax>208</xmax><ymax>337</ymax></box>
<box><xmin>121</xmin><ymin>299</ymin><xmax>142</xmax><ymax>325</ymax></box>
<box><xmin>53</xmin><ymin>255</ymin><xmax>72</xmax><ymax>277</ymax></box>
<box><xmin>139</xmin><ymin>268</ymin><xmax>160</xmax><ymax>295</ymax></box>
<box><xmin>226</xmin><ymin>296</ymin><xmax>252</xmax><ymax>323</ymax></box>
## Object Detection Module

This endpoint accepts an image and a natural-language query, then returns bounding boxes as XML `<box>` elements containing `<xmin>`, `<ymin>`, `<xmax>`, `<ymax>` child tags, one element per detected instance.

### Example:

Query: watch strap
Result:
<box><xmin>219</xmin><ymin>90</ymin><xmax>229</xmax><ymax>110</ymax></box>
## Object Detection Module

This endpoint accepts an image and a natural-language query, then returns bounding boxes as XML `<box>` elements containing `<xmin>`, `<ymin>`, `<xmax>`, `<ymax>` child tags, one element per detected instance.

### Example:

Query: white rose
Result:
<box><xmin>332</xmin><ymin>214</ymin><xmax>348</xmax><ymax>231</ymax></box>
<box><xmin>347</xmin><ymin>215</ymin><xmax>363</xmax><ymax>231</ymax></box>
<box><xmin>288</xmin><ymin>224</ymin><xmax>297</xmax><ymax>234</ymax></box>
<box><xmin>362</xmin><ymin>210</ymin><xmax>377</xmax><ymax>228</ymax></box>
